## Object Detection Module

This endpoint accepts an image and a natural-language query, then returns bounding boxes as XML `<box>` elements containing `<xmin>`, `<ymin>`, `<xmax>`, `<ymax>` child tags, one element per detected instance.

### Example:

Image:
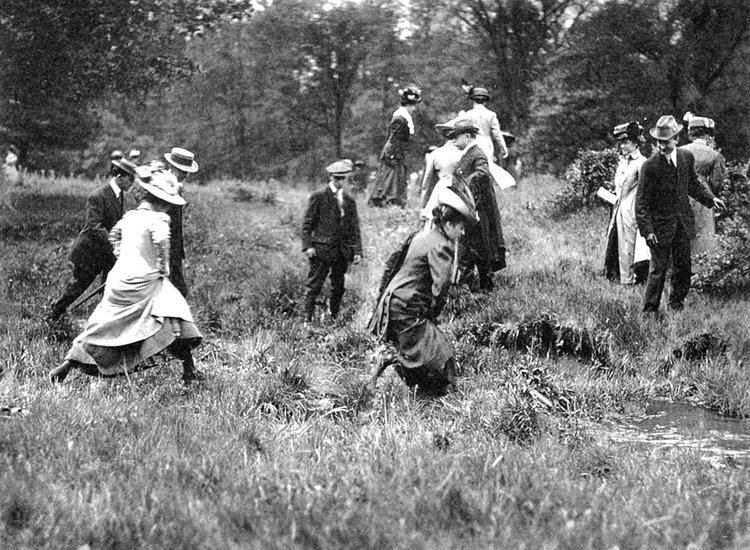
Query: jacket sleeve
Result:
<box><xmin>684</xmin><ymin>151</ymin><xmax>715</xmax><ymax>208</ymax></box>
<box><xmin>420</xmin><ymin>153</ymin><xmax>438</xmax><ymax>208</ymax></box>
<box><xmin>349</xmin><ymin>198</ymin><xmax>363</xmax><ymax>257</ymax></box>
<box><xmin>301</xmin><ymin>193</ymin><xmax>319</xmax><ymax>251</ymax></box>
<box><xmin>489</xmin><ymin>112</ymin><xmax>508</xmax><ymax>156</ymax></box>
<box><xmin>428</xmin><ymin>240</ymin><xmax>454</xmax><ymax>319</ymax></box>
<box><xmin>84</xmin><ymin>191</ymin><xmax>110</xmax><ymax>246</ymax></box>
<box><xmin>381</xmin><ymin>118</ymin><xmax>410</xmax><ymax>162</ymax></box>
<box><xmin>108</xmin><ymin>220</ymin><xmax>123</xmax><ymax>258</ymax></box>
<box><xmin>635</xmin><ymin>161</ymin><xmax>654</xmax><ymax>237</ymax></box>
<box><xmin>467</xmin><ymin>154</ymin><xmax>491</xmax><ymax>204</ymax></box>
<box><xmin>150</xmin><ymin>213</ymin><xmax>171</xmax><ymax>276</ymax></box>
<box><xmin>709</xmin><ymin>154</ymin><xmax>727</xmax><ymax>195</ymax></box>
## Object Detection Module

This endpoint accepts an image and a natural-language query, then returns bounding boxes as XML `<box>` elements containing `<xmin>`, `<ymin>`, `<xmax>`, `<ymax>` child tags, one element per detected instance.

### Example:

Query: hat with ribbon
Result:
<box><xmin>469</xmin><ymin>87</ymin><xmax>490</xmax><ymax>100</ymax></box>
<box><xmin>613</xmin><ymin>121</ymin><xmax>644</xmax><ymax>141</ymax></box>
<box><xmin>446</xmin><ymin>118</ymin><xmax>480</xmax><ymax>139</ymax></box>
<box><xmin>128</xmin><ymin>149</ymin><xmax>141</xmax><ymax>160</ymax></box>
<box><xmin>110</xmin><ymin>150</ymin><xmax>124</xmax><ymax>162</ymax></box>
<box><xmin>164</xmin><ymin>147</ymin><xmax>199</xmax><ymax>173</ymax></box>
<box><xmin>437</xmin><ymin>185</ymin><xmax>477</xmax><ymax>221</ymax></box>
<box><xmin>649</xmin><ymin>115</ymin><xmax>683</xmax><ymax>141</ymax></box>
<box><xmin>110</xmin><ymin>158</ymin><xmax>138</xmax><ymax>177</ymax></box>
<box><xmin>683</xmin><ymin>112</ymin><xmax>715</xmax><ymax>131</ymax></box>
<box><xmin>326</xmin><ymin>159</ymin><xmax>354</xmax><ymax>175</ymax></box>
<box><xmin>137</xmin><ymin>168</ymin><xmax>185</xmax><ymax>206</ymax></box>
<box><xmin>398</xmin><ymin>84</ymin><xmax>422</xmax><ymax>105</ymax></box>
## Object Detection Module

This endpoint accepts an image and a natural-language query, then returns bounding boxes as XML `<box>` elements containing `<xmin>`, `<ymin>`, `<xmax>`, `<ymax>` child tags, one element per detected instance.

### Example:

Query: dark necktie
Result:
<box><xmin>119</xmin><ymin>192</ymin><xmax>124</xmax><ymax>215</ymax></box>
<box><xmin>665</xmin><ymin>155</ymin><xmax>675</xmax><ymax>170</ymax></box>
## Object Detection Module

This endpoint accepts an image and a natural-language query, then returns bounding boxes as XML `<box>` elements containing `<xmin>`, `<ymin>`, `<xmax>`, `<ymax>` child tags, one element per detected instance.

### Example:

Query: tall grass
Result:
<box><xmin>2</xmin><ymin>173</ymin><xmax>750</xmax><ymax>548</ymax></box>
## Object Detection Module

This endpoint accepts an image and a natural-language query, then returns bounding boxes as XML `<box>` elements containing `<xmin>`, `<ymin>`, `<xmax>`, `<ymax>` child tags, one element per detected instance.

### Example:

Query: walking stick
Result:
<box><xmin>67</xmin><ymin>281</ymin><xmax>107</xmax><ymax>312</ymax></box>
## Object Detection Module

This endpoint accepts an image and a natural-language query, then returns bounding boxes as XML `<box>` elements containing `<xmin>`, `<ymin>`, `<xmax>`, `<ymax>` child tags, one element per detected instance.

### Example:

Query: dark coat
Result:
<box><xmin>301</xmin><ymin>186</ymin><xmax>362</xmax><ymax>262</ymax></box>
<box><xmin>453</xmin><ymin>144</ymin><xmax>506</xmax><ymax>271</ymax></box>
<box><xmin>69</xmin><ymin>182</ymin><xmax>124</xmax><ymax>271</ymax></box>
<box><xmin>380</xmin><ymin>116</ymin><xmax>410</xmax><ymax>164</ymax></box>
<box><xmin>635</xmin><ymin>149</ymin><xmax>715</xmax><ymax>241</ymax></box>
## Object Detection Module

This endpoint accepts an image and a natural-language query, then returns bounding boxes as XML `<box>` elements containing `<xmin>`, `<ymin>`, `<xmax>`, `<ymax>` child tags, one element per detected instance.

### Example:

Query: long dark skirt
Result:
<box><xmin>369</xmin><ymin>160</ymin><xmax>407</xmax><ymax>207</ymax></box>
<box><xmin>380</xmin><ymin>299</ymin><xmax>456</xmax><ymax>395</ymax></box>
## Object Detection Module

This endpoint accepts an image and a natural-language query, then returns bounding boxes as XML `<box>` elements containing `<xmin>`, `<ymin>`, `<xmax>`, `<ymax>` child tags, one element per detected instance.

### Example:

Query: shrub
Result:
<box><xmin>693</xmin><ymin>216</ymin><xmax>750</xmax><ymax>294</ymax></box>
<box><xmin>547</xmin><ymin>147</ymin><xmax>619</xmax><ymax>216</ymax></box>
<box><xmin>716</xmin><ymin>160</ymin><xmax>750</xmax><ymax>224</ymax></box>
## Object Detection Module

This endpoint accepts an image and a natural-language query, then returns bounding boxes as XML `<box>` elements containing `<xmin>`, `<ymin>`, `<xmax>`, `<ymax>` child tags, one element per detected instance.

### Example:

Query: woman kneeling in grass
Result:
<box><xmin>49</xmin><ymin>167</ymin><xmax>204</xmax><ymax>385</ymax></box>
<box><xmin>368</xmin><ymin>186</ymin><xmax>475</xmax><ymax>395</ymax></box>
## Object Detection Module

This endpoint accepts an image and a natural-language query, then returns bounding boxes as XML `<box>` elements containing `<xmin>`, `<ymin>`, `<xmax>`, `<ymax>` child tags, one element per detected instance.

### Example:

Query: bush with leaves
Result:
<box><xmin>547</xmin><ymin>147</ymin><xmax>619</xmax><ymax>216</ymax></box>
<box><xmin>692</xmin><ymin>162</ymin><xmax>750</xmax><ymax>294</ymax></box>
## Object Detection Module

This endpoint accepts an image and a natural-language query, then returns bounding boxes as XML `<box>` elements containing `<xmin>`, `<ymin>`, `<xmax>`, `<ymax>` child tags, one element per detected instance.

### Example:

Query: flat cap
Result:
<box><xmin>326</xmin><ymin>159</ymin><xmax>354</xmax><ymax>175</ymax></box>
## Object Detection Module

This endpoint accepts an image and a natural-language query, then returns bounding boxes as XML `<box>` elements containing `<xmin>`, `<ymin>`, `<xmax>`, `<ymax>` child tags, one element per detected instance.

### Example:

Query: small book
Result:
<box><xmin>596</xmin><ymin>187</ymin><xmax>617</xmax><ymax>205</ymax></box>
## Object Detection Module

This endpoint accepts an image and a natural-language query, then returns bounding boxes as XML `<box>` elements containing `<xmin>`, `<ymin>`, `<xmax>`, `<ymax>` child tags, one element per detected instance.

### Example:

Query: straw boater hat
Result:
<box><xmin>445</xmin><ymin>118</ymin><xmax>480</xmax><ymax>139</ymax></box>
<box><xmin>110</xmin><ymin>150</ymin><xmax>124</xmax><ymax>162</ymax></box>
<box><xmin>164</xmin><ymin>147</ymin><xmax>199</xmax><ymax>173</ymax></box>
<box><xmin>469</xmin><ymin>87</ymin><xmax>490</xmax><ymax>101</ymax></box>
<box><xmin>649</xmin><ymin>115</ymin><xmax>683</xmax><ymax>141</ymax></box>
<box><xmin>110</xmin><ymin>158</ymin><xmax>138</xmax><ymax>177</ymax></box>
<box><xmin>137</xmin><ymin>168</ymin><xmax>185</xmax><ymax>206</ymax></box>
<box><xmin>437</xmin><ymin>185</ymin><xmax>476</xmax><ymax>221</ymax></box>
<box><xmin>683</xmin><ymin>112</ymin><xmax>715</xmax><ymax>132</ymax></box>
<box><xmin>326</xmin><ymin>159</ymin><xmax>354</xmax><ymax>176</ymax></box>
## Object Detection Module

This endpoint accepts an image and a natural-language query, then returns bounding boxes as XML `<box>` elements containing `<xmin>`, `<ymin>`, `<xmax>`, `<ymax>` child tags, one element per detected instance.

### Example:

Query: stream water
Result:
<box><xmin>603</xmin><ymin>399</ymin><xmax>750</xmax><ymax>465</ymax></box>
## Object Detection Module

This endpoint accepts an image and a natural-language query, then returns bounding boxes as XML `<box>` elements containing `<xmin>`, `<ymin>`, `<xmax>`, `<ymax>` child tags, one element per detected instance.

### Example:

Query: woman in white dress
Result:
<box><xmin>420</xmin><ymin>119</ymin><xmax>462</xmax><ymax>226</ymax></box>
<box><xmin>49</xmin><ymin>167</ymin><xmax>204</xmax><ymax>384</ymax></box>
<box><xmin>604</xmin><ymin>122</ymin><xmax>649</xmax><ymax>284</ymax></box>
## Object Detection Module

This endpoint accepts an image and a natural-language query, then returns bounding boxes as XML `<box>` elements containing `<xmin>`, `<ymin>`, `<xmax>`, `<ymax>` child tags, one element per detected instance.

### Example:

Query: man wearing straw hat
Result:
<box><xmin>48</xmin><ymin>157</ymin><xmax>138</xmax><ymax>321</ymax></box>
<box><xmin>301</xmin><ymin>159</ymin><xmax>362</xmax><ymax>322</ymax></box>
<box><xmin>635</xmin><ymin>115</ymin><xmax>725</xmax><ymax>314</ymax></box>
<box><xmin>164</xmin><ymin>147</ymin><xmax>199</xmax><ymax>297</ymax></box>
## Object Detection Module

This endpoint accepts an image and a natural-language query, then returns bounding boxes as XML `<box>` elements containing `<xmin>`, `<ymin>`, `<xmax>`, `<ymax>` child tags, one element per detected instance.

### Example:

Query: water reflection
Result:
<box><xmin>604</xmin><ymin>399</ymin><xmax>750</xmax><ymax>464</ymax></box>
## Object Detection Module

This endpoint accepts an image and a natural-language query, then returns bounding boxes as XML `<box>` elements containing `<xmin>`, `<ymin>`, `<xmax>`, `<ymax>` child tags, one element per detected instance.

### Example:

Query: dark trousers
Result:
<box><xmin>305</xmin><ymin>249</ymin><xmax>347</xmax><ymax>320</ymax></box>
<box><xmin>50</xmin><ymin>263</ymin><xmax>104</xmax><ymax>318</ymax></box>
<box><xmin>170</xmin><ymin>258</ymin><xmax>188</xmax><ymax>298</ymax></box>
<box><xmin>643</xmin><ymin>223</ymin><xmax>692</xmax><ymax>312</ymax></box>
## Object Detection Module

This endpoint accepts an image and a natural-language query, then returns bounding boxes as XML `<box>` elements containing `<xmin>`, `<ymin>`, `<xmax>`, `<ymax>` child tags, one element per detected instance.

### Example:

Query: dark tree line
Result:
<box><xmin>1</xmin><ymin>0</ymin><xmax>748</xmax><ymax>179</ymax></box>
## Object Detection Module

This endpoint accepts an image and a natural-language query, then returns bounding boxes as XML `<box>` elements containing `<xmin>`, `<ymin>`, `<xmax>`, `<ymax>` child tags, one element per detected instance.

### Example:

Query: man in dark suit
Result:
<box><xmin>164</xmin><ymin>147</ymin><xmax>199</xmax><ymax>298</ymax></box>
<box><xmin>49</xmin><ymin>158</ymin><xmax>137</xmax><ymax>320</ymax></box>
<box><xmin>635</xmin><ymin>115</ymin><xmax>725</xmax><ymax>314</ymax></box>
<box><xmin>301</xmin><ymin>159</ymin><xmax>363</xmax><ymax>321</ymax></box>
<box><xmin>450</xmin><ymin>119</ymin><xmax>506</xmax><ymax>291</ymax></box>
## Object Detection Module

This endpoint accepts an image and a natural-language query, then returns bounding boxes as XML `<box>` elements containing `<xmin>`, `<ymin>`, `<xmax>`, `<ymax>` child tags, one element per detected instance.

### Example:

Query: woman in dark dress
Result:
<box><xmin>368</xmin><ymin>186</ymin><xmax>476</xmax><ymax>395</ymax></box>
<box><xmin>368</xmin><ymin>84</ymin><xmax>422</xmax><ymax>207</ymax></box>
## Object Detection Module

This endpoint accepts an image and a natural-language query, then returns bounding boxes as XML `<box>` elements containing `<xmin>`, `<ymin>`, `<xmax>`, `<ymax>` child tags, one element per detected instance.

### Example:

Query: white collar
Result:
<box><xmin>328</xmin><ymin>182</ymin><xmax>342</xmax><ymax>195</ymax></box>
<box><xmin>668</xmin><ymin>148</ymin><xmax>677</xmax><ymax>166</ymax></box>
<box><xmin>109</xmin><ymin>178</ymin><xmax>122</xmax><ymax>198</ymax></box>
<box><xmin>393</xmin><ymin>106</ymin><xmax>415</xmax><ymax>134</ymax></box>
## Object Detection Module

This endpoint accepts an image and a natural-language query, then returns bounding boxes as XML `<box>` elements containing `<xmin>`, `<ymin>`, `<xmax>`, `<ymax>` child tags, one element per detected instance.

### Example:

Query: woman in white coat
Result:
<box><xmin>604</xmin><ymin>122</ymin><xmax>649</xmax><ymax>284</ymax></box>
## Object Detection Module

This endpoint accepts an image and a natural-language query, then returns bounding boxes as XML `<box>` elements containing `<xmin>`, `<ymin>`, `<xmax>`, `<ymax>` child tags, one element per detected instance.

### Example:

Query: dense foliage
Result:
<box><xmin>547</xmin><ymin>147</ymin><xmax>619</xmax><ymax>216</ymax></box>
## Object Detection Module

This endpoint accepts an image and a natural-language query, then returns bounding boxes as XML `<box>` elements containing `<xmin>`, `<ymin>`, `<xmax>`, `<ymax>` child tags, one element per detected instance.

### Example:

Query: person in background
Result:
<box><xmin>48</xmin><ymin>157</ymin><xmax>138</xmax><ymax>321</ymax></box>
<box><xmin>368</xmin><ymin>186</ymin><xmax>475</xmax><ymax>396</ymax></box>
<box><xmin>301</xmin><ymin>160</ymin><xmax>363</xmax><ymax>322</ymax></box>
<box><xmin>368</xmin><ymin>84</ymin><xmax>422</xmax><ymax>208</ymax></box>
<box><xmin>679</xmin><ymin>113</ymin><xmax>727</xmax><ymax>276</ymax></box>
<box><xmin>635</xmin><ymin>115</ymin><xmax>725</xmax><ymax>314</ymax></box>
<box><xmin>163</xmin><ymin>147</ymin><xmax>199</xmax><ymax>297</ymax></box>
<box><xmin>450</xmin><ymin>119</ymin><xmax>505</xmax><ymax>291</ymax></box>
<box><xmin>129</xmin><ymin>149</ymin><xmax>142</xmax><ymax>165</ymax></box>
<box><xmin>459</xmin><ymin>83</ymin><xmax>508</xmax><ymax>162</ymax></box>
<box><xmin>3</xmin><ymin>145</ymin><xmax>21</xmax><ymax>187</ymax></box>
<box><xmin>420</xmin><ymin>118</ymin><xmax>462</xmax><ymax>227</ymax></box>
<box><xmin>604</xmin><ymin>121</ymin><xmax>649</xmax><ymax>285</ymax></box>
<box><xmin>500</xmin><ymin>131</ymin><xmax>522</xmax><ymax>183</ymax></box>
<box><xmin>49</xmin><ymin>167</ymin><xmax>204</xmax><ymax>385</ymax></box>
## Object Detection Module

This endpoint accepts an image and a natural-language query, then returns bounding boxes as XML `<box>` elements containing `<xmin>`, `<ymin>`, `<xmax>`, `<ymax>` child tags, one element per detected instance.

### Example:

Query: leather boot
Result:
<box><xmin>49</xmin><ymin>360</ymin><xmax>75</xmax><ymax>383</ymax></box>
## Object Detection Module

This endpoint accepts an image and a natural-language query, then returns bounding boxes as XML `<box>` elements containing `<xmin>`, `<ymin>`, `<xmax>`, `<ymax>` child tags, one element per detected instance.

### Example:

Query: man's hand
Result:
<box><xmin>352</xmin><ymin>254</ymin><xmax>362</xmax><ymax>265</ymax></box>
<box><xmin>645</xmin><ymin>233</ymin><xmax>659</xmax><ymax>248</ymax></box>
<box><xmin>305</xmin><ymin>247</ymin><xmax>316</xmax><ymax>259</ymax></box>
<box><xmin>713</xmin><ymin>197</ymin><xmax>726</xmax><ymax>212</ymax></box>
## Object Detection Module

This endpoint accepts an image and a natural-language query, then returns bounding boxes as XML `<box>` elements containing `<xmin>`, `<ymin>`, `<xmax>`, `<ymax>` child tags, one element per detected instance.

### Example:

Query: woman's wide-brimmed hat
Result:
<box><xmin>398</xmin><ymin>84</ymin><xmax>422</xmax><ymax>104</ymax></box>
<box><xmin>437</xmin><ymin>185</ymin><xmax>476</xmax><ymax>221</ymax></box>
<box><xmin>137</xmin><ymin>167</ymin><xmax>185</xmax><ymax>206</ymax></box>
<box><xmin>164</xmin><ymin>147</ymin><xmax>199</xmax><ymax>173</ymax></box>
<box><xmin>445</xmin><ymin>118</ymin><xmax>480</xmax><ymax>139</ymax></box>
<box><xmin>469</xmin><ymin>87</ymin><xmax>490</xmax><ymax>100</ymax></box>
<box><xmin>110</xmin><ymin>158</ymin><xmax>138</xmax><ymax>177</ymax></box>
<box><xmin>613</xmin><ymin>121</ymin><xmax>644</xmax><ymax>142</ymax></box>
<box><xmin>649</xmin><ymin>115</ymin><xmax>683</xmax><ymax>141</ymax></box>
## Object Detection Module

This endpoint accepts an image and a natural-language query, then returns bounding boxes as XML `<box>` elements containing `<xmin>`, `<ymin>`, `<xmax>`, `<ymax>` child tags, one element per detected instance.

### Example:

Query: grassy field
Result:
<box><xmin>2</xmin><ymin>172</ymin><xmax>750</xmax><ymax>549</ymax></box>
